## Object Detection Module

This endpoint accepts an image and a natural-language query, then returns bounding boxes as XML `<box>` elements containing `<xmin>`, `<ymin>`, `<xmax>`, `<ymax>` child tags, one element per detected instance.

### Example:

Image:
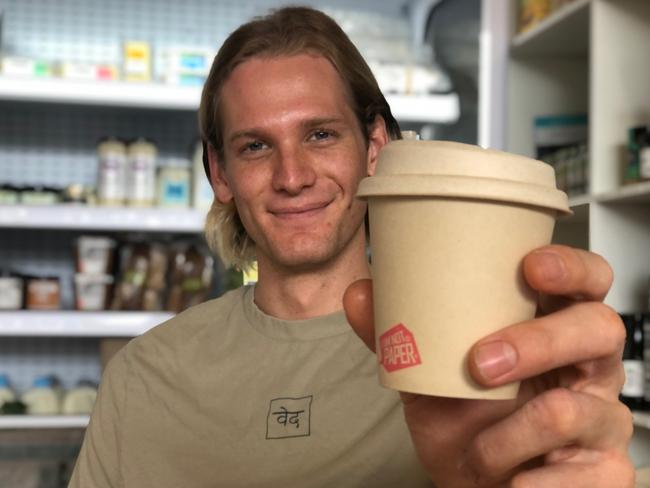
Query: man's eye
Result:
<box><xmin>310</xmin><ymin>130</ymin><xmax>333</xmax><ymax>141</ymax></box>
<box><xmin>242</xmin><ymin>141</ymin><xmax>267</xmax><ymax>153</ymax></box>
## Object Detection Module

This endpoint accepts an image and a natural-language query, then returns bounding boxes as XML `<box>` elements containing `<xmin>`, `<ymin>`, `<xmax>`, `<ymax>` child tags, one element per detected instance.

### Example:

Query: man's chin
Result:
<box><xmin>266</xmin><ymin>243</ymin><xmax>337</xmax><ymax>271</ymax></box>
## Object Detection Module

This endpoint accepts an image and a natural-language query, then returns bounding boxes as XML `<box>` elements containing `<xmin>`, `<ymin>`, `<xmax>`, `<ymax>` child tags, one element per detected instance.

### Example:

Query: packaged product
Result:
<box><xmin>75</xmin><ymin>236</ymin><xmax>116</xmax><ymax>274</ymax></box>
<box><xmin>0</xmin><ymin>273</ymin><xmax>23</xmax><ymax>309</ymax></box>
<box><xmin>61</xmin><ymin>380</ymin><xmax>97</xmax><ymax>415</ymax></box>
<box><xmin>192</xmin><ymin>139</ymin><xmax>215</xmax><ymax>210</ymax></box>
<box><xmin>0</xmin><ymin>185</ymin><xmax>19</xmax><ymax>204</ymax></box>
<box><xmin>19</xmin><ymin>186</ymin><xmax>61</xmax><ymax>205</ymax></box>
<box><xmin>111</xmin><ymin>241</ymin><xmax>168</xmax><ymax>311</ymax></box>
<box><xmin>97</xmin><ymin>138</ymin><xmax>128</xmax><ymax>205</ymax></box>
<box><xmin>22</xmin><ymin>376</ymin><xmax>61</xmax><ymax>415</ymax></box>
<box><xmin>25</xmin><ymin>276</ymin><xmax>60</xmax><ymax>310</ymax></box>
<box><xmin>518</xmin><ymin>0</ymin><xmax>551</xmax><ymax>33</ymax></box>
<box><xmin>162</xmin><ymin>47</ymin><xmax>213</xmax><ymax>86</ymax></box>
<box><xmin>157</xmin><ymin>159</ymin><xmax>191</xmax><ymax>208</ymax></box>
<box><xmin>0</xmin><ymin>374</ymin><xmax>16</xmax><ymax>407</ymax></box>
<box><xmin>126</xmin><ymin>138</ymin><xmax>157</xmax><ymax>206</ymax></box>
<box><xmin>0</xmin><ymin>56</ymin><xmax>52</xmax><ymax>77</ymax></box>
<box><xmin>74</xmin><ymin>273</ymin><xmax>114</xmax><ymax>311</ymax></box>
<box><xmin>165</xmin><ymin>243</ymin><xmax>214</xmax><ymax>313</ymax></box>
<box><xmin>123</xmin><ymin>41</ymin><xmax>151</xmax><ymax>82</ymax></box>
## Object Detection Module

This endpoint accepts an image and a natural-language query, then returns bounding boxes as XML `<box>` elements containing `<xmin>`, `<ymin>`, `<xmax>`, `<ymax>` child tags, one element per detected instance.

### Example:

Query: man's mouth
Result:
<box><xmin>269</xmin><ymin>200</ymin><xmax>332</xmax><ymax>220</ymax></box>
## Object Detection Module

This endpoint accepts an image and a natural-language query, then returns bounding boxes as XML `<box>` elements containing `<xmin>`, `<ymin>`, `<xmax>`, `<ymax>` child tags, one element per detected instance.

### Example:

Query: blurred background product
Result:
<box><xmin>621</xmin><ymin>313</ymin><xmax>647</xmax><ymax>411</ymax></box>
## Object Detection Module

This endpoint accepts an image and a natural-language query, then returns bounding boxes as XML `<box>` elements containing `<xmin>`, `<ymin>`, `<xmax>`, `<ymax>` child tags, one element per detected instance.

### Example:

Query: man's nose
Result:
<box><xmin>271</xmin><ymin>143</ymin><xmax>317</xmax><ymax>195</ymax></box>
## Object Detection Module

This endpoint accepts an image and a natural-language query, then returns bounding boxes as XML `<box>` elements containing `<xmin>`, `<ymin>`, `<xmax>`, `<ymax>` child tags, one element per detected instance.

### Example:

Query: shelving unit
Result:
<box><xmin>0</xmin><ymin>0</ymin><xmax>467</xmax><ymax>450</ymax></box>
<box><xmin>507</xmin><ymin>0</ymin><xmax>650</xmax><ymax>312</ymax></box>
<box><xmin>0</xmin><ymin>204</ymin><xmax>206</xmax><ymax>232</ymax></box>
<box><xmin>0</xmin><ymin>311</ymin><xmax>173</xmax><ymax>337</ymax></box>
<box><xmin>0</xmin><ymin>415</ymin><xmax>89</xmax><ymax>430</ymax></box>
<box><xmin>505</xmin><ymin>0</ymin><xmax>650</xmax><ymax>466</ymax></box>
<box><xmin>0</xmin><ymin>76</ymin><xmax>460</xmax><ymax>124</ymax></box>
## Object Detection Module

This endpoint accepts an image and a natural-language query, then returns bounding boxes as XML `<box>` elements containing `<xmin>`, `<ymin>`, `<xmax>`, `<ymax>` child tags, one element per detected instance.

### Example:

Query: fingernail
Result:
<box><xmin>474</xmin><ymin>341</ymin><xmax>517</xmax><ymax>380</ymax></box>
<box><xmin>535</xmin><ymin>251</ymin><xmax>567</xmax><ymax>282</ymax></box>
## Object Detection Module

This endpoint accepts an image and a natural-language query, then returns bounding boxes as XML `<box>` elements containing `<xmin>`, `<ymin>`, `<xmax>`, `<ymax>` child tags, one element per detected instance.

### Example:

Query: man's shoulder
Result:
<box><xmin>126</xmin><ymin>286</ymin><xmax>249</xmax><ymax>357</ymax></box>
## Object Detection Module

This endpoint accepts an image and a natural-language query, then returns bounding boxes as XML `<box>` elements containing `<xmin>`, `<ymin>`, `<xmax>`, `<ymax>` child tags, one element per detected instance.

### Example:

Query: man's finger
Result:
<box><xmin>510</xmin><ymin>452</ymin><xmax>635</xmax><ymax>488</ymax></box>
<box><xmin>463</xmin><ymin>389</ymin><xmax>633</xmax><ymax>484</ymax></box>
<box><xmin>467</xmin><ymin>301</ymin><xmax>626</xmax><ymax>391</ymax></box>
<box><xmin>343</xmin><ymin>279</ymin><xmax>376</xmax><ymax>352</ymax></box>
<box><xmin>523</xmin><ymin>245</ymin><xmax>613</xmax><ymax>302</ymax></box>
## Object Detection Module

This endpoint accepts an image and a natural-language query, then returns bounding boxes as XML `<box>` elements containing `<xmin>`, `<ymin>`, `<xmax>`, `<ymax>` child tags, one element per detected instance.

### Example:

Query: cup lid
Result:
<box><xmin>357</xmin><ymin>140</ymin><xmax>571</xmax><ymax>215</ymax></box>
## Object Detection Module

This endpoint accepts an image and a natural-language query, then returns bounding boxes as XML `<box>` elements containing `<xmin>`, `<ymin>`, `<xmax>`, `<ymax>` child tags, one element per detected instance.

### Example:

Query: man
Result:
<box><xmin>70</xmin><ymin>6</ymin><xmax>634</xmax><ymax>487</ymax></box>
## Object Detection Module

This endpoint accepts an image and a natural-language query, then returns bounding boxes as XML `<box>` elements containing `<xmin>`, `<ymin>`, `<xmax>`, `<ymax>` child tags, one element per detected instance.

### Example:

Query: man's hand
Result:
<box><xmin>343</xmin><ymin>245</ymin><xmax>635</xmax><ymax>487</ymax></box>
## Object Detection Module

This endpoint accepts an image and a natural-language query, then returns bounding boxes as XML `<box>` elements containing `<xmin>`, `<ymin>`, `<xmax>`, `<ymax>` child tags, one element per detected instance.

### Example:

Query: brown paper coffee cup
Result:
<box><xmin>357</xmin><ymin>140</ymin><xmax>571</xmax><ymax>400</ymax></box>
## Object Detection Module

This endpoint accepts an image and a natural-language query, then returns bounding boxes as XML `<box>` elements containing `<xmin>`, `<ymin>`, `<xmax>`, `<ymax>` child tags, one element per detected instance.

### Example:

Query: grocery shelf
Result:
<box><xmin>385</xmin><ymin>93</ymin><xmax>460</xmax><ymax>123</ymax></box>
<box><xmin>510</xmin><ymin>0</ymin><xmax>590</xmax><ymax>57</ymax></box>
<box><xmin>0</xmin><ymin>76</ymin><xmax>460</xmax><ymax>123</ymax></box>
<box><xmin>0</xmin><ymin>77</ymin><xmax>202</xmax><ymax>110</ymax></box>
<box><xmin>0</xmin><ymin>311</ymin><xmax>174</xmax><ymax>337</ymax></box>
<box><xmin>634</xmin><ymin>411</ymin><xmax>650</xmax><ymax>430</ymax></box>
<box><xmin>0</xmin><ymin>204</ymin><xmax>206</xmax><ymax>232</ymax></box>
<box><xmin>596</xmin><ymin>181</ymin><xmax>650</xmax><ymax>205</ymax></box>
<box><xmin>0</xmin><ymin>415</ymin><xmax>89</xmax><ymax>430</ymax></box>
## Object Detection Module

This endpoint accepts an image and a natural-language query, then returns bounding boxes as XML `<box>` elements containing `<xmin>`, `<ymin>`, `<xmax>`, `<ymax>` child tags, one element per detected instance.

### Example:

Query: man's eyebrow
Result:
<box><xmin>228</xmin><ymin>128</ymin><xmax>265</xmax><ymax>144</ymax></box>
<box><xmin>228</xmin><ymin>117</ymin><xmax>347</xmax><ymax>144</ymax></box>
<box><xmin>301</xmin><ymin>117</ymin><xmax>346</xmax><ymax>128</ymax></box>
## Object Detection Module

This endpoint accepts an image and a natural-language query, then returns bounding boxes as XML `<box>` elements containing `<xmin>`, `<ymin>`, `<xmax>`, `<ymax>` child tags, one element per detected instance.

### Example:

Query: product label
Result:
<box><xmin>379</xmin><ymin>323</ymin><xmax>422</xmax><ymax>372</ymax></box>
<box><xmin>622</xmin><ymin>360</ymin><xmax>645</xmax><ymax>397</ymax></box>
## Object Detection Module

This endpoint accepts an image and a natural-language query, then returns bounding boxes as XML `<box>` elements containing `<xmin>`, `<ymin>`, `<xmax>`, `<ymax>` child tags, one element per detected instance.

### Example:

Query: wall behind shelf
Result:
<box><xmin>0</xmin><ymin>102</ymin><xmax>198</xmax><ymax>188</ymax></box>
<box><xmin>0</xmin><ymin>337</ymin><xmax>101</xmax><ymax>392</ymax></box>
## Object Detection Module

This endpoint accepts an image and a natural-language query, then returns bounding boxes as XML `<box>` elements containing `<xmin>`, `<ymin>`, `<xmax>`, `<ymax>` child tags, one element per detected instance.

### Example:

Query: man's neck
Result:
<box><xmin>252</xmin><ymin>234</ymin><xmax>370</xmax><ymax>320</ymax></box>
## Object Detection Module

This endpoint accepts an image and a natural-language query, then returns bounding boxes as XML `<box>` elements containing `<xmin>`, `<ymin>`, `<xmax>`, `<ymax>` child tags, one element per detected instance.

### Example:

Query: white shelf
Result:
<box><xmin>634</xmin><ymin>411</ymin><xmax>650</xmax><ymax>430</ymax></box>
<box><xmin>385</xmin><ymin>93</ymin><xmax>460</xmax><ymax>124</ymax></box>
<box><xmin>0</xmin><ymin>415</ymin><xmax>88</xmax><ymax>429</ymax></box>
<box><xmin>0</xmin><ymin>77</ymin><xmax>202</xmax><ymax>110</ymax></box>
<box><xmin>0</xmin><ymin>204</ymin><xmax>206</xmax><ymax>232</ymax></box>
<box><xmin>511</xmin><ymin>0</ymin><xmax>591</xmax><ymax>57</ymax></box>
<box><xmin>0</xmin><ymin>311</ymin><xmax>173</xmax><ymax>337</ymax></box>
<box><xmin>0</xmin><ymin>76</ymin><xmax>460</xmax><ymax>123</ymax></box>
<box><xmin>596</xmin><ymin>181</ymin><xmax>650</xmax><ymax>205</ymax></box>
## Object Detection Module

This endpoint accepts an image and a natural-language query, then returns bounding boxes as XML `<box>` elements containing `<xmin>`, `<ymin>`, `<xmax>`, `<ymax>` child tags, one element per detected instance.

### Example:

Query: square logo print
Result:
<box><xmin>266</xmin><ymin>396</ymin><xmax>312</xmax><ymax>440</ymax></box>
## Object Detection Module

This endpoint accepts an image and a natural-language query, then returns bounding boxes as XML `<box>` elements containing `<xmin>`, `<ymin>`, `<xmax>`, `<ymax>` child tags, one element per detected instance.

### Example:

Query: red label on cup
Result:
<box><xmin>379</xmin><ymin>323</ymin><xmax>422</xmax><ymax>372</ymax></box>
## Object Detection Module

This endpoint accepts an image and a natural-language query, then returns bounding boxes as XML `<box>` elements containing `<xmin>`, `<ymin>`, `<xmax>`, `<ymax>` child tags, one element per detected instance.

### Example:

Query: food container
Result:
<box><xmin>97</xmin><ymin>138</ymin><xmax>128</xmax><ymax>205</ymax></box>
<box><xmin>19</xmin><ymin>186</ymin><xmax>61</xmax><ymax>205</ymax></box>
<box><xmin>0</xmin><ymin>275</ymin><xmax>24</xmax><ymax>309</ymax></box>
<box><xmin>123</xmin><ymin>41</ymin><xmax>152</xmax><ymax>82</ymax></box>
<box><xmin>0</xmin><ymin>185</ymin><xmax>20</xmax><ymax>204</ymax></box>
<box><xmin>74</xmin><ymin>273</ymin><xmax>114</xmax><ymax>311</ymax></box>
<box><xmin>157</xmin><ymin>160</ymin><xmax>191</xmax><ymax>207</ymax></box>
<box><xmin>25</xmin><ymin>277</ymin><xmax>61</xmax><ymax>310</ymax></box>
<box><xmin>127</xmin><ymin>138</ymin><xmax>157</xmax><ymax>206</ymax></box>
<box><xmin>75</xmin><ymin>236</ymin><xmax>116</xmax><ymax>274</ymax></box>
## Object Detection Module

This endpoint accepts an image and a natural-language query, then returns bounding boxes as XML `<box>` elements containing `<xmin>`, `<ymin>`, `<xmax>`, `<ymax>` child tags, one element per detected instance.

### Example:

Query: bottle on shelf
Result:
<box><xmin>621</xmin><ymin>313</ymin><xmax>646</xmax><ymax>411</ymax></box>
<box><xmin>62</xmin><ymin>380</ymin><xmax>98</xmax><ymax>415</ymax></box>
<box><xmin>0</xmin><ymin>374</ymin><xmax>16</xmax><ymax>406</ymax></box>
<box><xmin>21</xmin><ymin>376</ymin><xmax>61</xmax><ymax>415</ymax></box>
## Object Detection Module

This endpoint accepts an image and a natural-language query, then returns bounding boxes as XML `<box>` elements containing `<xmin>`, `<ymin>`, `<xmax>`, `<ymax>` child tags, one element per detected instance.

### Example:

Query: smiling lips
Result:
<box><xmin>269</xmin><ymin>201</ymin><xmax>332</xmax><ymax>220</ymax></box>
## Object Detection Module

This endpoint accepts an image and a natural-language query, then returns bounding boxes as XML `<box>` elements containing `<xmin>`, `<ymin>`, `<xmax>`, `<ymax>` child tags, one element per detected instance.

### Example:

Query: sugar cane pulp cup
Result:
<box><xmin>356</xmin><ymin>140</ymin><xmax>572</xmax><ymax>399</ymax></box>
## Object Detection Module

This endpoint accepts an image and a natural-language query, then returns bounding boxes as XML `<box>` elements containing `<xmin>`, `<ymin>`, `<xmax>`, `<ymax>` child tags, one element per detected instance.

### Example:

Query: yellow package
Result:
<box><xmin>124</xmin><ymin>41</ymin><xmax>151</xmax><ymax>82</ymax></box>
<box><xmin>519</xmin><ymin>0</ymin><xmax>551</xmax><ymax>33</ymax></box>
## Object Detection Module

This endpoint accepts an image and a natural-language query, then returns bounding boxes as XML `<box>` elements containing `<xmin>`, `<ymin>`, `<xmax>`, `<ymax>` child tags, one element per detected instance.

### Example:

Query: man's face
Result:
<box><xmin>210</xmin><ymin>54</ymin><xmax>386</xmax><ymax>270</ymax></box>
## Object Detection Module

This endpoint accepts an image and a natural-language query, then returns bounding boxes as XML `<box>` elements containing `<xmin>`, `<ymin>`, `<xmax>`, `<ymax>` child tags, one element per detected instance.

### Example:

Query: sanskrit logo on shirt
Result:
<box><xmin>266</xmin><ymin>396</ymin><xmax>312</xmax><ymax>439</ymax></box>
<box><xmin>379</xmin><ymin>323</ymin><xmax>422</xmax><ymax>372</ymax></box>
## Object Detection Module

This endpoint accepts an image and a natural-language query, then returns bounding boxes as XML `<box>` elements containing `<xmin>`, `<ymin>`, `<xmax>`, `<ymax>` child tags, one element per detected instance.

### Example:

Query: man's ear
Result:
<box><xmin>366</xmin><ymin>115</ymin><xmax>389</xmax><ymax>177</ymax></box>
<box><xmin>207</xmin><ymin>144</ymin><xmax>234</xmax><ymax>204</ymax></box>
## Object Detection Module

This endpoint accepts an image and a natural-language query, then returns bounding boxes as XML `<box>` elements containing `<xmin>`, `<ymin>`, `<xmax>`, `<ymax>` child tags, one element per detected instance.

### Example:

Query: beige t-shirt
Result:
<box><xmin>69</xmin><ymin>286</ymin><xmax>432</xmax><ymax>487</ymax></box>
